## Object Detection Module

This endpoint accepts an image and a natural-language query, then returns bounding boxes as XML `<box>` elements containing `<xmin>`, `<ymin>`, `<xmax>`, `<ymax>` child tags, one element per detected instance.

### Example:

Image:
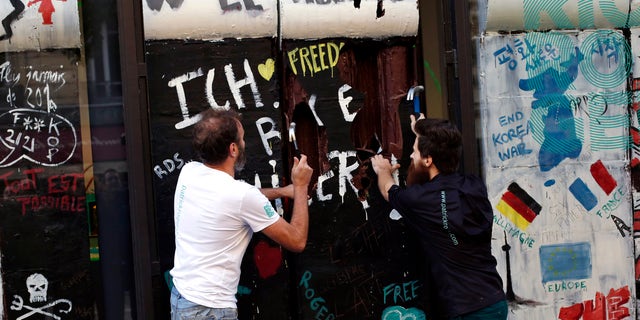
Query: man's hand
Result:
<box><xmin>291</xmin><ymin>154</ymin><xmax>313</xmax><ymax>187</ymax></box>
<box><xmin>410</xmin><ymin>113</ymin><xmax>426</xmax><ymax>134</ymax></box>
<box><xmin>259</xmin><ymin>155</ymin><xmax>311</xmax><ymax>200</ymax></box>
<box><xmin>371</xmin><ymin>155</ymin><xmax>400</xmax><ymax>201</ymax></box>
<box><xmin>371</xmin><ymin>154</ymin><xmax>400</xmax><ymax>176</ymax></box>
<box><xmin>261</xmin><ymin>155</ymin><xmax>313</xmax><ymax>253</ymax></box>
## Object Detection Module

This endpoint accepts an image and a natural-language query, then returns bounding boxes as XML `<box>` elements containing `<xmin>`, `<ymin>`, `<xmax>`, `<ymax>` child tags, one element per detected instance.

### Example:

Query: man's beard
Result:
<box><xmin>234</xmin><ymin>145</ymin><xmax>247</xmax><ymax>171</ymax></box>
<box><xmin>406</xmin><ymin>161</ymin><xmax>429</xmax><ymax>186</ymax></box>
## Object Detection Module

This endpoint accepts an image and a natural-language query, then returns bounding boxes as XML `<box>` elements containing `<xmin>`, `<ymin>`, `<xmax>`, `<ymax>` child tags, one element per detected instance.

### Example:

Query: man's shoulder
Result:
<box><xmin>180</xmin><ymin>161</ymin><xmax>203</xmax><ymax>174</ymax></box>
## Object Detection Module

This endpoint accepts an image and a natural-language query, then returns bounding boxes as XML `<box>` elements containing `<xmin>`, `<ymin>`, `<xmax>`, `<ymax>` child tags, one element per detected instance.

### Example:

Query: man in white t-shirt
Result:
<box><xmin>170</xmin><ymin>108</ymin><xmax>313</xmax><ymax>320</ymax></box>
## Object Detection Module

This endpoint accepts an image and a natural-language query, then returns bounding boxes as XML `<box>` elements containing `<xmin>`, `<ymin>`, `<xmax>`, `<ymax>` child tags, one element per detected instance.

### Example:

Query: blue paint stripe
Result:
<box><xmin>569</xmin><ymin>178</ymin><xmax>597</xmax><ymax>211</ymax></box>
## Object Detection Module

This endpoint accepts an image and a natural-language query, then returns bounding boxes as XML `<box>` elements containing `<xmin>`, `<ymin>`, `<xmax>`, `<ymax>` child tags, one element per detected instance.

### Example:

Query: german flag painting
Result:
<box><xmin>496</xmin><ymin>182</ymin><xmax>542</xmax><ymax>230</ymax></box>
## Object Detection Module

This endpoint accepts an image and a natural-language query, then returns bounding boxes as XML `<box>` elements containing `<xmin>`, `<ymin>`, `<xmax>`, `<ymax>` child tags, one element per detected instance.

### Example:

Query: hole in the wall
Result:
<box><xmin>291</xmin><ymin>102</ymin><xmax>323</xmax><ymax>194</ymax></box>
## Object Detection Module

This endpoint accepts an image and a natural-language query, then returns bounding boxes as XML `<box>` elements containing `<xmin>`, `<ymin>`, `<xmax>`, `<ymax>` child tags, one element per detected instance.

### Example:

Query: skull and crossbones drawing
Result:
<box><xmin>10</xmin><ymin>273</ymin><xmax>73</xmax><ymax>320</ymax></box>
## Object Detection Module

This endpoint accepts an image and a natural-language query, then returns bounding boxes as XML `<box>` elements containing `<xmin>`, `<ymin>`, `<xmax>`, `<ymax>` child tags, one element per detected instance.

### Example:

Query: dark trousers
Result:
<box><xmin>450</xmin><ymin>300</ymin><xmax>508</xmax><ymax>320</ymax></box>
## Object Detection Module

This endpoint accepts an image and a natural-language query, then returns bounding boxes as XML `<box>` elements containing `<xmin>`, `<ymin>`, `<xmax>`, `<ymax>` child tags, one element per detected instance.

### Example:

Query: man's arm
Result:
<box><xmin>260</xmin><ymin>184</ymin><xmax>293</xmax><ymax>200</ymax></box>
<box><xmin>370</xmin><ymin>155</ymin><xmax>400</xmax><ymax>201</ymax></box>
<box><xmin>261</xmin><ymin>155</ymin><xmax>313</xmax><ymax>252</ymax></box>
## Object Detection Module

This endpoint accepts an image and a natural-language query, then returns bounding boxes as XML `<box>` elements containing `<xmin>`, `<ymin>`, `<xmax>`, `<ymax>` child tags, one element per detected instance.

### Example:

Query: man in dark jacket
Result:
<box><xmin>371</xmin><ymin>114</ymin><xmax>507</xmax><ymax>320</ymax></box>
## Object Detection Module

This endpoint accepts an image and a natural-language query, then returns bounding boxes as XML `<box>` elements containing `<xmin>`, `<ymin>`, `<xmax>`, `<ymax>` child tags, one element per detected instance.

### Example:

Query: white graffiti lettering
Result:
<box><xmin>255</xmin><ymin>117</ymin><xmax>281</xmax><ymax>156</ymax></box>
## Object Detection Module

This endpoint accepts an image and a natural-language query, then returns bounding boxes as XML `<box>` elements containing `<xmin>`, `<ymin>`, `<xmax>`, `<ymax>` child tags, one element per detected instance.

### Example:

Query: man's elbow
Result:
<box><xmin>289</xmin><ymin>241</ymin><xmax>306</xmax><ymax>253</ymax></box>
<box><xmin>288</xmin><ymin>232</ymin><xmax>307</xmax><ymax>252</ymax></box>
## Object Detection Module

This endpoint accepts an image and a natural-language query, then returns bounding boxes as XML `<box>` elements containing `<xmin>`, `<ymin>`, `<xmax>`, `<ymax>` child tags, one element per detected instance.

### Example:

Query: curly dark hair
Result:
<box><xmin>192</xmin><ymin>108</ymin><xmax>241</xmax><ymax>165</ymax></box>
<box><xmin>413</xmin><ymin>118</ymin><xmax>462</xmax><ymax>174</ymax></box>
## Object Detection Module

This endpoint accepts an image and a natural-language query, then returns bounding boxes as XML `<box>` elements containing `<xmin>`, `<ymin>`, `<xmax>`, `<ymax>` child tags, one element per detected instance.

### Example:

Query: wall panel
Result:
<box><xmin>478</xmin><ymin>8</ymin><xmax>637</xmax><ymax>318</ymax></box>
<box><xmin>142</xmin><ymin>0</ymin><xmax>422</xmax><ymax>318</ymax></box>
<box><xmin>0</xmin><ymin>0</ymin><xmax>94</xmax><ymax>317</ymax></box>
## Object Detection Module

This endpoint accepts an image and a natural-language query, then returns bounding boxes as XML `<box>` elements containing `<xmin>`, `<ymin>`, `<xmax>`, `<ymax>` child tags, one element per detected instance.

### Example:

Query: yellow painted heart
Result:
<box><xmin>258</xmin><ymin>58</ymin><xmax>275</xmax><ymax>81</ymax></box>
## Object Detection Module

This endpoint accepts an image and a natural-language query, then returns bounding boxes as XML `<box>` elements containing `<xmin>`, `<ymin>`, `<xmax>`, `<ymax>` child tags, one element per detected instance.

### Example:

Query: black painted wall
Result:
<box><xmin>0</xmin><ymin>49</ymin><xmax>95</xmax><ymax>320</ymax></box>
<box><xmin>145</xmin><ymin>37</ymin><xmax>427</xmax><ymax>319</ymax></box>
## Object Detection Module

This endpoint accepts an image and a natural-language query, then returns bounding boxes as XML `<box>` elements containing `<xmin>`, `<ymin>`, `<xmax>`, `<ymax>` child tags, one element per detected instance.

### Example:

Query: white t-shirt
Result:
<box><xmin>170</xmin><ymin>161</ymin><xmax>280</xmax><ymax>308</ymax></box>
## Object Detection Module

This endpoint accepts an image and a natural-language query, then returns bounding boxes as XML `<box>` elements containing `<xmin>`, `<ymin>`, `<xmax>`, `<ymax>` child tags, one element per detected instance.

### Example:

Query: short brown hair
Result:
<box><xmin>413</xmin><ymin>118</ymin><xmax>462</xmax><ymax>174</ymax></box>
<box><xmin>192</xmin><ymin>109</ymin><xmax>241</xmax><ymax>165</ymax></box>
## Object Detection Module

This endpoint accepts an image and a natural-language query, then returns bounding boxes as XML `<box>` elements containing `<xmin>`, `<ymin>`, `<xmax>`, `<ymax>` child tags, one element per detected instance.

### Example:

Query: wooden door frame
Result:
<box><xmin>116</xmin><ymin>0</ymin><xmax>158</xmax><ymax>317</ymax></box>
<box><xmin>424</xmin><ymin>0</ymin><xmax>479</xmax><ymax>176</ymax></box>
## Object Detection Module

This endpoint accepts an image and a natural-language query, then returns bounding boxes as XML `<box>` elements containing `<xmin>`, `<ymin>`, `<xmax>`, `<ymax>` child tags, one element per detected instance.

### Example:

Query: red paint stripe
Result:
<box><xmin>590</xmin><ymin>160</ymin><xmax>617</xmax><ymax>195</ymax></box>
<box><xmin>632</xmin><ymin>128</ymin><xmax>640</xmax><ymax>145</ymax></box>
<box><xmin>507</xmin><ymin>182</ymin><xmax>541</xmax><ymax>214</ymax></box>
<box><xmin>501</xmin><ymin>191</ymin><xmax>537</xmax><ymax>223</ymax></box>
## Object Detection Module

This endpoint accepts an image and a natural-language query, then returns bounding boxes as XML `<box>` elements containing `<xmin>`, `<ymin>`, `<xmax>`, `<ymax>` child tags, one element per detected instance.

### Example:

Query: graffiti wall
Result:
<box><xmin>0</xmin><ymin>0</ymin><xmax>80</xmax><ymax>51</ymax></box>
<box><xmin>279</xmin><ymin>0</ymin><xmax>418</xmax><ymax>39</ymax></box>
<box><xmin>145</xmin><ymin>37</ymin><xmax>291</xmax><ymax>317</ymax></box>
<box><xmin>485</xmin><ymin>0</ymin><xmax>640</xmax><ymax>31</ymax></box>
<box><xmin>282</xmin><ymin>37</ymin><xmax>423</xmax><ymax>319</ymax></box>
<box><xmin>0</xmin><ymin>0</ymin><xmax>94</xmax><ymax>318</ymax></box>
<box><xmin>143</xmin><ymin>0</ymin><xmax>418</xmax><ymax>40</ymax></box>
<box><xmin>143</xmin><ymin>0</ymin><xmax>421</xmax><ymax>318</ymax></box>
<box><xmin>479</xmin><ymin>0</ymin><xmax>640</xmax><ymax>319</ymax></box>
<box><xmin>143</xmin><ymin>0</ymin><xmax>277</xmax><ymax>40</ymax></box>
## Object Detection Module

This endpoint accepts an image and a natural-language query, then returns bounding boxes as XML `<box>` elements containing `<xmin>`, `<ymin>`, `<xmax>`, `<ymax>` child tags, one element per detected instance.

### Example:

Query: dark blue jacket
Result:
<box><xmin>388</xmin><ymin>172</ymin><xmax>506</xmax><ymax>318</ymax></box>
